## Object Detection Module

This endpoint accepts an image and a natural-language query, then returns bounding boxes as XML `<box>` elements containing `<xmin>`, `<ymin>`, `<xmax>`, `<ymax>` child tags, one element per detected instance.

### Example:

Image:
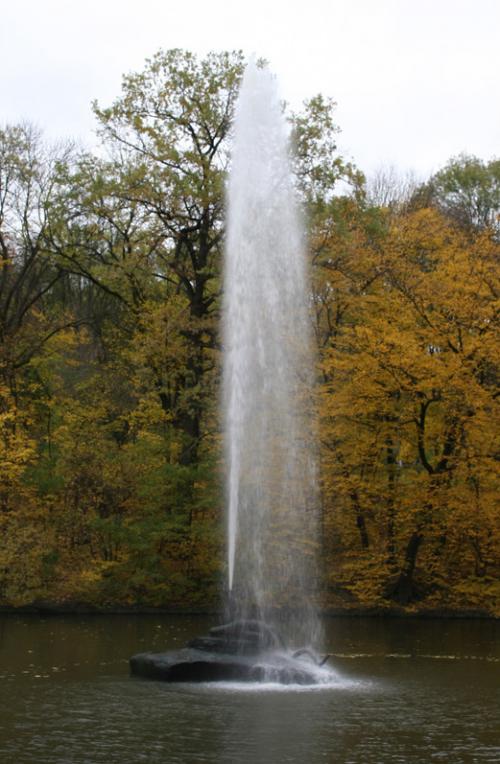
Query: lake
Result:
<box><xmin>0</xmin><ymin>614</ymin><xmax>498</xmax><ymax>763</ymax></box>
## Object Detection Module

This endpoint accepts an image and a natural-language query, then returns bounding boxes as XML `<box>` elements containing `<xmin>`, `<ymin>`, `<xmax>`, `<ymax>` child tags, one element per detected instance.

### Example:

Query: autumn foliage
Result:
<box><xmin>0</xmin><ymin>52</ymin><xmax>498</xmax><ymax>614</ymax></box>
<box><xmin>316</xmin><ymin>203</ymin><xmax>499</xmax><ymax>611</ymax></box>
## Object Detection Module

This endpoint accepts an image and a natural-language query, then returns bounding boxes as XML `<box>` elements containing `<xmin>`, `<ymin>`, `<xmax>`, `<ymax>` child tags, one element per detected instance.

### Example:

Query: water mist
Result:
<box><xmin>223</xmin><ymin>60</ymin><xmax>320</xmax><ymax>649</ymax></box>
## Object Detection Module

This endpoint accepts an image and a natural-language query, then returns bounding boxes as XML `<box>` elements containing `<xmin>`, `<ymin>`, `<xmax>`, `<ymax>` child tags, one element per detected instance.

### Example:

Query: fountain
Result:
<box><xmin>130</xmin><ymin>59</ymin><xmax>328</xmax><ymax>685</ymax></box>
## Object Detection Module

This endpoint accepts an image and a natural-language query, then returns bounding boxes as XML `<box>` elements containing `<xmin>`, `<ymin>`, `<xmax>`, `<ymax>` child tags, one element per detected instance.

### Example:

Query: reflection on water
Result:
<box><xmin>0</xmin><ymin>614</ymin><xmax>498</xmax><ymax>763</ymax></box>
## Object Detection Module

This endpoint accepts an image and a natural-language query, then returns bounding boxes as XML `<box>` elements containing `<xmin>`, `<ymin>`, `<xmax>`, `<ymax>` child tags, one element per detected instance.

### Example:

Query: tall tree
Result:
<box><xmin>87</xmin><ymin>49</ymin><xmax>245</xmax><ymax>463</ymax></box>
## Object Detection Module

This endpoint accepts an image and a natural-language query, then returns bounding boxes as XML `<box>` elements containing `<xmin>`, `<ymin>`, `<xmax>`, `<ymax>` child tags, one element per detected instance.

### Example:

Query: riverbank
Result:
<box><xmin>0</xmin><ymin>601</ymin><xmax>496</xmax><ymax>619</ymax></box>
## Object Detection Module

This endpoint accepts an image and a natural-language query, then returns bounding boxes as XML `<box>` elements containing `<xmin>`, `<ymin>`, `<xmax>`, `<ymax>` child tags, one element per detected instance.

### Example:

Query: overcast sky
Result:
<box><xmin>2</xmin><ymin>0</ymin><xmax>499</xmax><ymax>179</ymax></box>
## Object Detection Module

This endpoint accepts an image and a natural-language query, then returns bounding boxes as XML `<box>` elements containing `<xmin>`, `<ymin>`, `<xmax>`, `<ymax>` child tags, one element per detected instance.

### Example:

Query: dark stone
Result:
<box><xmin>129</xmin><ymin>619</ymin><xmax>321</xmax><ymax>684</ymax></box>
<box><xmin>130</xmin><ymin>647</ymin><xmax>320</xmax><ymax>684</ymax></box>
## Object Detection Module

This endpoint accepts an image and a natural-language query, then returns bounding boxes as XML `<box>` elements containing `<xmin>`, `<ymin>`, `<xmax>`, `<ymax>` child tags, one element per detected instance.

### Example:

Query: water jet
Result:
<box><xmin>130</xmin><ymin>59</ymin><xmax>326</xmax><ymax>685</ymax></box>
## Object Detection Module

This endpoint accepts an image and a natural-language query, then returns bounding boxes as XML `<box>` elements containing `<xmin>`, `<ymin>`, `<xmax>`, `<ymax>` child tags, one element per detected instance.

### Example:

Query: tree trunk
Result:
<box><xmin>388</xmin><ymin>532</ymin><xmax>423</xmax><ymax>605</ymax></box>
<box><xmin>386</xmin><ymin>436</ymin><xmax>397</xmax><ymax>566</ymax></box>
<box><xmin>353</xmin><ymin>493</ymin><xmax>369</xmax><ymax>549</ymax></box>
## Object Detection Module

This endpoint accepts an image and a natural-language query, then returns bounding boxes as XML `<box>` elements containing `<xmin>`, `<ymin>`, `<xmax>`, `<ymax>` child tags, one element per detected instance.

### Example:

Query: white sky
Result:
<box><xmin>2</xmin><ymin>0</ymin><xmax>499</xmax><ymax>178</ymax></box>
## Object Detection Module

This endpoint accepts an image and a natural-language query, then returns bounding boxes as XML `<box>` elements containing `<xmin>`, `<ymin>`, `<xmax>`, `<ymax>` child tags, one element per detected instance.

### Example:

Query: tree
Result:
<box><xmin>57</xmin><ymin>50</ymin><xmax>352</xmax><ymax>467</ymax></box>
<box><xmin>87</xmin><ymin>49</ymin><xmax>245</xmax><ymax>463</ymax></box>
<box><xmin>318</xmin><ymin>203</ymin><xmax>499</xmax><ymax>608</ymax></box>
<box><xmin>366</xmin><ymin>164</ymin><xmax>419</xmax><ymax>210</ymax></box>
<box><xmin>0</xmin><ymin>124</ymin><xmax>76</xmax><ymax>388</ymax></box>
<box><xmin>425</xmin><ymin>154</ymin><xmax>500</xmax><ymax>233</ymax></box>
<box><xmin>291</xmin><ymin>94</ymin><xmax>363</xmax><ymax>210</ymax></box>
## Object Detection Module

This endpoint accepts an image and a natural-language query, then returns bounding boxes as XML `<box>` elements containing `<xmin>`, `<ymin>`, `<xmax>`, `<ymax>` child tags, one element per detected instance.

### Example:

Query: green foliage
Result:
<box><xmin>0</xmin><ymin>50</ymin><xmax>498</xmax><ymax>614</ymax></box>
<box><xmin>425</xmin><ymin>153</ymin><xmax>500</xmax><ymax>232</ymax></box>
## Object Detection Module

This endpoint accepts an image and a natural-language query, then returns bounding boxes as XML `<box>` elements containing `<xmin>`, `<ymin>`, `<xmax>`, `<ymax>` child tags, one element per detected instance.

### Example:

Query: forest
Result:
<box><xmin>1</xmin><ymin>50</ymin><xmax>498</xmax><ymax>615</ymax></box>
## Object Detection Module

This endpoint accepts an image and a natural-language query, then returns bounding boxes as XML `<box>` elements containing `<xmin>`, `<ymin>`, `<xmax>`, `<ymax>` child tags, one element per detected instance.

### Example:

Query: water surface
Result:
<box><xmin>0</xmin><ymin>614</ymin><xmax>498</xmax><ymax>763</ymax></box>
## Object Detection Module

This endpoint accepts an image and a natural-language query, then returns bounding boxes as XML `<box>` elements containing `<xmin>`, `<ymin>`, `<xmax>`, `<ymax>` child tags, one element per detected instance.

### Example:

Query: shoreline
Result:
<box><xmin>0</xmin><ymin>603</ymin><xmax>496</xmax><ymax>619</ymax></box>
